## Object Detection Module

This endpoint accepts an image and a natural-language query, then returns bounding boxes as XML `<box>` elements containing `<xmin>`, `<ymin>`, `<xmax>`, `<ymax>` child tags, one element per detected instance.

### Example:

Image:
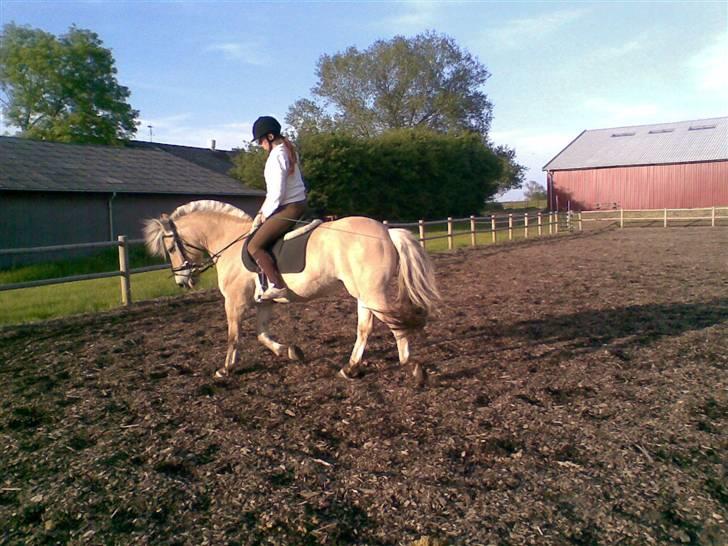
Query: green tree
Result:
<box><xmin>0</xmin><ymin>23</ymin><xmax>138</xmax><ymax>143</ymax></box>
<box><xmin>286</xmin><ymin>31</ymin><xmax>493</xmax><ymax>138</ymax></box>
<box><xmin>523</xmin><ymin>180</ymin><xmax>547</xmax><ymax>201</ymax></box>
<box><xmin>298</xmin><ymin>129</ymin><xmax>502</xmax><ymax>221</ymax></box>
<box><xmin>492</xmin><ymin>144</ymin><xmax>527</xmax><ymax>195</ymax></box>
<box><xmin>229</xmin><ymin>143</ymin><xmax>267</xmax><ymax>190</ymax></box>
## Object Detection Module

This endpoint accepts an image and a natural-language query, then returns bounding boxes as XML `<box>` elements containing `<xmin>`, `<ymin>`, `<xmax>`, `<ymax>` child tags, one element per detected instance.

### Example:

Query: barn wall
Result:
<box><xmin>550</xmin><ymin>160</ymin><xmax>728</xmax><ymax>210</ymax></box>
<box><xmin>0</xmin><ymin>191</ymin><xmax>263</xmax><ymax>268</ymax></box>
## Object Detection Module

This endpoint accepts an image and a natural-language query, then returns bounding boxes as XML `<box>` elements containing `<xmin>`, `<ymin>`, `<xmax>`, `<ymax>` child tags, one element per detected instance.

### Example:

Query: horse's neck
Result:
<box><xmin>183</xmin><ymin>212</ymin><xmax>249</xmax><ymax>252</ymax></box>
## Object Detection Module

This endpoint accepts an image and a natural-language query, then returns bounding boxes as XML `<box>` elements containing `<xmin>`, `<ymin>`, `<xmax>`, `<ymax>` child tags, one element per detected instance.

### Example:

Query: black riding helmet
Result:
<box><xmin>252</xmin><ymin>116</ymin><xmax>282</xmax><ymax>142</ymax></box>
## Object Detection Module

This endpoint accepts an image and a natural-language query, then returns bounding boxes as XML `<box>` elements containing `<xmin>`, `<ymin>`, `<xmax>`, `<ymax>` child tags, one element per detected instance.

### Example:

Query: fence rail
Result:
<box><xmin>3</xmin><ymin>206</ymin><xmax>722</xmax><ymax>305</ymax></box>
<box><xmin>580</xmin><ymin>206</ymin><xmax>728</xmax><ymax>229</ymax></box>
<box><xmin>0</xmin><ymin>236</ymin><xmax>166</xmax><ymax>302</ymax></box>
<box><xmin>386</xmin><ymin>211</ymin><xmax>568</xmax><ymax>251</ymax></box>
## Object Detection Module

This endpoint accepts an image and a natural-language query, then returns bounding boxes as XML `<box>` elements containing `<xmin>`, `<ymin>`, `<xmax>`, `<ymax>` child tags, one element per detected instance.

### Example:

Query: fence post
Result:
<box><xmin>555</xmin><ymin>212</ymin><xmax>559</xmax><ymax>234</ymax></box>
<box><xmin>508</xmin><ymin>214</ymin><xmax>513</xmax><ymax>241</ymax></box>
<box><xmin>620</xmin><ymin>208</ymin><xmax>624</xmax><ymax>228</ymax></box>
<box><xmin>491</xmin><ymin>215</ymin><xmax>496</xmax><ymax>244</ymax></box>
<box><xmin>548</xmin><ymin>212</ymin><xmax>553</xmax><ymax>235</ymax></box>
<box><xmin>470</xmin><ymin>215</ymin><xmax>476</xmax><ymax>247</ymax></box>
<box><xmin>118</xmin><ymin>235</ymin><xmax>131</xmax><ymax>306</ymax></box>
<box><xmin>538</xmin><ymin>212</ymin><xmax>543</xmax><ymax>236</ymax></box>
<box><xmin>712</xmin><ymin>207</ymin><xmax>715</xmax><ymax>227</ymax></box>
<box><xmin>447</xmin><ymin>217</ymin><xmax>453</xmax><ymax>250</ymax></box>
<box><xmin>663</xmin><ymin>208</ymin><xmax>667</xmax><ymax>228</ymax></box>
<box><xmin>418</xmin><ymin>220</ymin><xmax>426</xmax><ymax>250</ymax></box>
<box><xmin>579</xmin><ymin>211</ymin><xmax>583</xmax><ymax>231</ymax></box>
<box><xmin>567</xmin><ymin>211</ymin><xmax>572</xmax><ymax>232</ymax></box>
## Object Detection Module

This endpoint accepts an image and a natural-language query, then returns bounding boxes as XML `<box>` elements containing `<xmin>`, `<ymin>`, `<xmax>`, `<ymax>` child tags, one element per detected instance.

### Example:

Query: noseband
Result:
<box><xmin>161</xmin><ymin>216</ymin><xmax>250</xmax><ymax>276</ymax></box>
<box><xmin>161</xmin><ymin>217</ymin><xmax>210</xmax><ymax>275</ymax></box>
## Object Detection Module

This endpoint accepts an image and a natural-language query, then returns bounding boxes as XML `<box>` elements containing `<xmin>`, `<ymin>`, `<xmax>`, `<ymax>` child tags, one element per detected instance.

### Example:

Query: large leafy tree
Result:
<box><xmin>0</xmin><ymin>23</ymin><xmax>138</xmax><ymax>143</ymax></box>
<box><xmin>286</xmin><ymin>31</ymin><xmax>493</xmax><ymax>138</ymax></box>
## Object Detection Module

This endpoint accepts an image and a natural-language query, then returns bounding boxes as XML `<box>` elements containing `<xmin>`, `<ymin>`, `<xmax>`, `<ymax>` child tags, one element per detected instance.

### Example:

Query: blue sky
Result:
<box><xmin>1</xmin><ymin>0</ymin><xmax>726</xmax><ymax>199</ymax></box>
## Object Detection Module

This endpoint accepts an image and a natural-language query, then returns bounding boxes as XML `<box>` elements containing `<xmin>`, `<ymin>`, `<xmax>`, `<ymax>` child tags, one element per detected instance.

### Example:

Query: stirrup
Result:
<box><xmin>259</xmin><ymin>286</ymin><xmax>288</xmax><ymax>301</ymax></box>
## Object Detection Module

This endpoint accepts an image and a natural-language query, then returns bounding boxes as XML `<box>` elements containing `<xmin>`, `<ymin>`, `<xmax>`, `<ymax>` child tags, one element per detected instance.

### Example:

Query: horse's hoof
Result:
<box><xmin>413</xmin><ymin>365</ymin><xmax>427</xmax><ymax>388</ymax></box>
<box><xmin>339</xmin><ymin>368</ymin><xmax>355</xmax><ymax>381</ymax></box>
<box><xmin>213</xmin><ymin>369</ymin><xmax>228</xmax><ymax>380</ymax></box>
<box><xmin>288</xmin><ymin>345</ymin><xmax>305</xmax><ymax>362</ymax></box>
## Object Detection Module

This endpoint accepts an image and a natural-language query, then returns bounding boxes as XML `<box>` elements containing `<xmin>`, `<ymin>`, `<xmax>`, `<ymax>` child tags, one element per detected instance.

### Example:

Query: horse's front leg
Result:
<box><xmin>214</xmin><ymin>296</ymin><xmax>246</xmax><ymax>378</ymax></box>
<box><xmin>256</xmin><ymin>302</ymin><xmax>305</xmax><ymax>361</ymax></box>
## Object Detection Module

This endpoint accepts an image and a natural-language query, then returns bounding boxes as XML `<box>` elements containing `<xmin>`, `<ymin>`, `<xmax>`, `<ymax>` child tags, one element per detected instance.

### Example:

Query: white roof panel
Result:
<box><xmin>543</xmin><ymin>117</ymin><xmax>728</xmax><ymax>171</ymax></box>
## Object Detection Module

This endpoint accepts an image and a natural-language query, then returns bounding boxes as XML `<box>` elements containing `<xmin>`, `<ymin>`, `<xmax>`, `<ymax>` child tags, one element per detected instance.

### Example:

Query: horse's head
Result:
<box><xmin>143</xmin><ymin>213</ymin><xmax>206</xmax><ymax>289</ymax></box>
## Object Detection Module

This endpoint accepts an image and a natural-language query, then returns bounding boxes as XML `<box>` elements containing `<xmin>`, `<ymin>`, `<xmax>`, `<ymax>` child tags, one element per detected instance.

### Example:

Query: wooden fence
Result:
<box><xmin>0</xmin><ymin>236</ymin><xmax>166</xmax><ymax>304</ymax></box>
<box><xmin>386</xmin><ymin>211</ymin><xmax>569</xmax><ymax>251</ymax></box>
<box><xmin>580</xmin><ymin>206</ymin><xmax>728</xmax><ymax>229</ymax></box>
<box><xmin>0</xmin><ymin>212</ymin><xmax>572</xmax><ymax>305</ymax></box>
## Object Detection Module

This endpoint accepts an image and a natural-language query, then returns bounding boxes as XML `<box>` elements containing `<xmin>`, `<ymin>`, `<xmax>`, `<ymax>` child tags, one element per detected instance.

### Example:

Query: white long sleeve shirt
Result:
<box><xmin>260</xmin><ymin>143</ymin><xmax>307</xmax><ymax>218</ymax></box>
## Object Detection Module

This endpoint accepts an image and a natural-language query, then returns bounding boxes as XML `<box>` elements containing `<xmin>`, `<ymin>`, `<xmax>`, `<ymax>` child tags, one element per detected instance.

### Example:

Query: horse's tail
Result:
<box><xmin>387</xmin><ymin>228</ymin><xmax>441</xmax><ymax>331</ymax></box>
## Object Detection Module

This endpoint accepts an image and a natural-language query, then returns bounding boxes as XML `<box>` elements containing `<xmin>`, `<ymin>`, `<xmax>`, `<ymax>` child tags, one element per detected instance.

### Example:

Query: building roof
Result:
<box><xmin>0</xmin><ymin>136</ymin><xmax>264</xmax><ymax>196</ymax></box>
<box><xmin>543</xmin><ymin>117</ymin><xmax>728</xmax><ymax>171</ymax></box>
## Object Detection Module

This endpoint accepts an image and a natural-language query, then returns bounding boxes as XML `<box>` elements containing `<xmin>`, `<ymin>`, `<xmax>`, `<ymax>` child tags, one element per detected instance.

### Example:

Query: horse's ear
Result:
<box><xmin>160</xmin><ymin>213</ymin><xmax>172</xmax><ymax>230</ymax></box>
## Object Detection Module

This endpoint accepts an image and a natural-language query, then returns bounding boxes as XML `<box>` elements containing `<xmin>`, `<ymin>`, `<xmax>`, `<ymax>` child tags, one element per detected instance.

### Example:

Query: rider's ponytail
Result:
<box><xmin>281</xmin><ymin>137</ymin><xmax>298</xmax><ymax>176</ymax></box>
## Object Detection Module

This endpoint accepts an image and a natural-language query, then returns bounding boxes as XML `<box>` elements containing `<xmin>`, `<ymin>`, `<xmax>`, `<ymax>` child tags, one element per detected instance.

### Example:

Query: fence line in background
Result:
<box><xmin>3</xmin><ymin>206</ymin><xmax>723</xmax><ymax>305</ymax></box>
<box><xmin>386</xmin><ymin>211</ymin><xmax>566</xmax><ymax>250</ymax></box>
<box><xmin>580</xmin><ymin>206</ymin><xmax>728</xmax><ymax>229</ymax></box>
<box><xmin>0</xmin><ymin>236</ymin><xmax>167</xmax><ymax>302</ymax></box>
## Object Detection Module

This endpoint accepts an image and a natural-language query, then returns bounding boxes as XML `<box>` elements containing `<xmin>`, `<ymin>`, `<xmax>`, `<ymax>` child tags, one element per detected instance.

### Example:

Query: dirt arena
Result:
<box><xmin>1</xmin><ymin>227</ymin><xmax>726</xmax><ymax>545</ymax></box>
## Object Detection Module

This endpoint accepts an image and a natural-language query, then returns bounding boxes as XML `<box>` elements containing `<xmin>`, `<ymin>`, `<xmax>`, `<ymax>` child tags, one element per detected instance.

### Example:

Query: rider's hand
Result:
<box><xmin>251</xmin><ymin>212</ymin><xmax>264</xmax><ymax>231</ymax></box>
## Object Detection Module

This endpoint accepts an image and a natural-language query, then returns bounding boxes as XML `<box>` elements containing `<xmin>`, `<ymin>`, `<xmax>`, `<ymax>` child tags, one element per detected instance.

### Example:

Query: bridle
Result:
<box><xmin>161</xmin><ymin>216</ymin><xmax>250</xmax><ymax>277</ymax></box>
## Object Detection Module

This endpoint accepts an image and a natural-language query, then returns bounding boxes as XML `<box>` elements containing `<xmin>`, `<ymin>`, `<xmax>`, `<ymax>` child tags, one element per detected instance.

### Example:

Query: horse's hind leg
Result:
<box><xmin>392</xmin><ymin>329</ymin><xmax>425</xmax><ymax>386</ymax></box>
<box><xmin>340</xmin><ymin>300</ymin><xmax>373</xmax><ymax>379</ymax></box>
<box><xmin>256</xmin><ymin>302</ymin><xmax>304</xmax><ymax>361</ymax></box>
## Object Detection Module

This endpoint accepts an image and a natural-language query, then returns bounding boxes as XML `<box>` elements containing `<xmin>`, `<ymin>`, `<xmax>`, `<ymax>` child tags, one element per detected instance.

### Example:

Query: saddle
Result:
<box><xmin>242</xmin><ymin>219</ymin><xmax>322</xmax><ymax>274</ymax></box>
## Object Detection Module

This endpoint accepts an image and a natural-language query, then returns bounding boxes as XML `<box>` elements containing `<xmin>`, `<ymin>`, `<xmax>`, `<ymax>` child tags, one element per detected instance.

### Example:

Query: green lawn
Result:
<box><xmin>0</xmin><ymin>268</ymin><xmax>218</xmax><ymax>326</ymax></box>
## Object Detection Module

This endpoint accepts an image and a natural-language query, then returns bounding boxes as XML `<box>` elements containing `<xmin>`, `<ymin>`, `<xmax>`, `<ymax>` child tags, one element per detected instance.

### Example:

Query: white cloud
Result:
<box><xmin>688</xmin><ymin>32</ymin><xmax>728</xmax><ymax>97</ymax></box>
<box><xmin>376</xmin><ymin>1</ymin><xmax>441</xmax><ymax>31</ymax></box>
<box><xmin>206</xmin><ymin>42</ymin><xmax>268</xmax><ymax>65</ymax></box>
<box><xmin>582</xmin><ymin>97</ymin><xmax>660</xmax><ymax>125</ymax></box>
<box><xmin>486</xmin><ymin>8</ymin><xmax>589</xmax><ymax>49</ymax></box>
<box><xmin>138</xmin><ymin>114</ymin><xmax>252</xmax><ymax>150</ymax></box>
<box><xmin>490</xmin><ymin>127</ymin><xmax>577</xmax><ymax>198</ymax></box>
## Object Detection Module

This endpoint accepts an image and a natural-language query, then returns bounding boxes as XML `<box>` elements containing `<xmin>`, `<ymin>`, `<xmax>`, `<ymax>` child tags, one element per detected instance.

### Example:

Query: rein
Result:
<box><xmin>162</xmin><ymin>214</ymin><xmax>389</xmax><ymax>278</ymax></box>
<box><xmin>162</xmin><ymin>218</ymin><xmax>250</xmax><ymax>276</ymax></box>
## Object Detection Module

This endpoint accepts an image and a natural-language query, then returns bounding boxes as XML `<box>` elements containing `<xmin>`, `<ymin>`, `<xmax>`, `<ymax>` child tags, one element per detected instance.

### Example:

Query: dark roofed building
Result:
<box><xmin>0</xmin><ymin>137</ymin><xmax>264</xmax><ymax>267</ymax></box>
<box><xmin>543</xmin><ymin>117</ymin><xmax>728</xmax><ymax>211</ymax></box>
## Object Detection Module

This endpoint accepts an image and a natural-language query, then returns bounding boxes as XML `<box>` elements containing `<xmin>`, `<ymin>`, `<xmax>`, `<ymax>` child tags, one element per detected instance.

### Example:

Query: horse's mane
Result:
<box><xmin>143</xmin><ymin>200</ymin><xmax>252</xmax><ymax>258</ymax></box>
<box><xmin>171</xmin><ymin>200</ymin><xmax>252</xmax><ymax>222</ymax></box>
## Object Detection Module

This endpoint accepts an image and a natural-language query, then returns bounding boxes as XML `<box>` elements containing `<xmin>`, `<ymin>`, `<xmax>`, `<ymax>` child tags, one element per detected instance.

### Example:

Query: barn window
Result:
<box><xmin>688</xmin><ymin>124</ymin><xmax>716</xmax><ymax>131</ymax></box>
<box><xmin>648</xmin><ymin>128</ymin><xmax>674</xmax><ymax>134</ymax></box>
<box><xmin>611</xmin><ymin>132</ymin><xmax>635</xmax><ymax>137</ymax></box>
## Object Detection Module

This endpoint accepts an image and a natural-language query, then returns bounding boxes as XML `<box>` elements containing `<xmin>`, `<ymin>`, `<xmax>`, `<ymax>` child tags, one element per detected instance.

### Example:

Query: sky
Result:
<box><xmin>1</xmin><ymin>0</ymin><xmax>726</xmax><ymax>200</ymax></box>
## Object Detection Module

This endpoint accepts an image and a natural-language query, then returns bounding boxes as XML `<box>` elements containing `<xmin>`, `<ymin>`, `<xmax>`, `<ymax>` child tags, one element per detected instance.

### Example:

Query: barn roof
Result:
<box><xmin>543</xmin><ymin>117</ymin><xmax>728</xmax><ymax>171</ymax></box>
<box><xmin>0</xmin><ymin>136</ymin><xmax>264</xmax><ymax>196</ymax></box>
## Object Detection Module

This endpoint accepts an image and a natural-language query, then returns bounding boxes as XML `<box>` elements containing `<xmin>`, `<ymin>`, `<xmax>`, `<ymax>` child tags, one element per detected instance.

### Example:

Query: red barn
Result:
<box><xmin>543</xmin><ymin>117</ymin><xmax>728</xmax><ymax>211</ymax></box>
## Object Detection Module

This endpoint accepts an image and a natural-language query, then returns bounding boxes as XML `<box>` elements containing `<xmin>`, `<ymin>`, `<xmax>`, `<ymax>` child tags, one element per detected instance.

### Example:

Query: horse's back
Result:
<box><xmin>306</xmin><ymin>216</ymin><xmax>396</xmax><ymax>277</ymax></box>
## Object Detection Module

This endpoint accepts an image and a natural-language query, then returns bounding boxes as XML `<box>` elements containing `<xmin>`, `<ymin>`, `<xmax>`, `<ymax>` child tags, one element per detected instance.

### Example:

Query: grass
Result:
<box><xmin>0</xmin><ymin>266</ymin><xmax>218</xmax><ymax>326</ymax></box>
<box><xmin>0</xmin><ymin>243</ymin><xmax>162</xmax><ymax>284</ymax></box>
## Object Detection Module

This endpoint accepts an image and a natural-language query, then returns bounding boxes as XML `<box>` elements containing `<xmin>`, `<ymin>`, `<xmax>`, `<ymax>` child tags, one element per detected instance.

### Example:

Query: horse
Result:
<box><xmin>143</xmin><ymin>200</ymin><xmax>440</xmax><ymax>385</ymax></box>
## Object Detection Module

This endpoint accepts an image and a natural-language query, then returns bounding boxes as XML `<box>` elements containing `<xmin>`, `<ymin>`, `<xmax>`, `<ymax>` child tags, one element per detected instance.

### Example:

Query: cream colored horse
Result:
<box><xmin>143</xmin><ymin>200</ymin><xmax>440</xmax><ymax>384</ymax></box>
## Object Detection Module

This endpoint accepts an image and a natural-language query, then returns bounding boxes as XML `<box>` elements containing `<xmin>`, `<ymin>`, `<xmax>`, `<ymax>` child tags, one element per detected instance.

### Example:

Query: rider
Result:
<box><xmin>248</xmin><ymin>116</ymin><xmax>307</xmax><ymax>300</ymax></box>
